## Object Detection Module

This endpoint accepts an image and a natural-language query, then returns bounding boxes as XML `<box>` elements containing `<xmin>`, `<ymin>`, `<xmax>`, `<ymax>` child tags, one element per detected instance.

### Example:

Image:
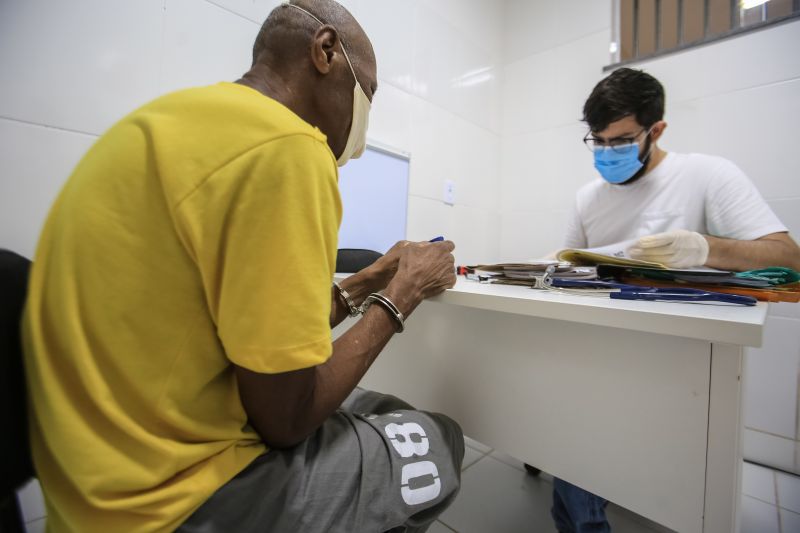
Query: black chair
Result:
<box><xmin>335</xmin><ymin>248</ymin><xmax>383</xmax><ymax>273</ymax></box>
<box><xmin>0</xmin><ymin>250</ymin><xmax>34</xmax><ymax>533</ymax></box>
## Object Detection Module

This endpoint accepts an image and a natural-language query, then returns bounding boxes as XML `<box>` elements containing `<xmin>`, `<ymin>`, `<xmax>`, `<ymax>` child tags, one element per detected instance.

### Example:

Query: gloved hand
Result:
<box><xmin>628</xmin><ymin>230</ymin><xmax>709</xmax><ymax>268</ymax></box>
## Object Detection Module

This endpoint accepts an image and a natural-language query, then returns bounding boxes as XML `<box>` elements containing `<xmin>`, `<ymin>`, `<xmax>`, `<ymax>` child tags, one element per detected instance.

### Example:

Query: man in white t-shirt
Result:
<box><xmin>551</xmin><ymin>68</ymin><xmax>800</xmax><ymax>533</ymax></box>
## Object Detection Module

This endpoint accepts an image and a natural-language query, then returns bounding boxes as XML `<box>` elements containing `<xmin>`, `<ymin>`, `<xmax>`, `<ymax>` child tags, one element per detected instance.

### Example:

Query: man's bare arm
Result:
<box><xmin>705</xmin><ymin>232</ymin><xmax>800</xmax><ymax>272</ymax></box>
<box><xmin>235</xmin><ymin>240</ymin><xmax>456</xmax><ymax>449</ymax></box>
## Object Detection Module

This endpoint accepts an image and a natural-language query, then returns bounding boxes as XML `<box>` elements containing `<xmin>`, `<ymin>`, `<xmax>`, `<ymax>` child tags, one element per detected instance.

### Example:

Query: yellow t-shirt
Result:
<box><xmin>22</xmin><ymin>82</ymin><xmax>342</xmax><ymax>532</ymax></box>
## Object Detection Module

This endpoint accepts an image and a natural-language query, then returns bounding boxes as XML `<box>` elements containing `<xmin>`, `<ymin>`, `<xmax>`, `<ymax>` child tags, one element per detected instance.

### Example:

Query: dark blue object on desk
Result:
<box><xmin>610</xmin><ymin>287</ymin><xmax>757</xmax><ymax>306</ymax></box>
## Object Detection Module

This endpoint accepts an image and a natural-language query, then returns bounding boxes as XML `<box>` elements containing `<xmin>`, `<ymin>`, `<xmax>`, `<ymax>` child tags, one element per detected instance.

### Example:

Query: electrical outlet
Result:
<box><xmin>443</xmin><ymin>180</ymin><xmax>455</xmax><ymax>205</ymax></box>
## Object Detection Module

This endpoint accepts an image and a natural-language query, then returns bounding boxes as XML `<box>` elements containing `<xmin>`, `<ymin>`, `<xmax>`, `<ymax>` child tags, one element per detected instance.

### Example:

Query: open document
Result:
<box><xmin>556</xmin><ymin>239</ymin><xmax>668</xmax><ymax>269</ymax></box>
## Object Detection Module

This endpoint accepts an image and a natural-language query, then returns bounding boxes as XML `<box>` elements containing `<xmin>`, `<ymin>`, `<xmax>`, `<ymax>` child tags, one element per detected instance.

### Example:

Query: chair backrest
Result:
<box><xmin>335</xmin><ymin>249</ymin><xmax>383</xmax><ymax>274</ymax></box>
<box><xmin>0</xmin><ymin>250</ymin><xmax>34</xmax><ymax>495</ymax></box>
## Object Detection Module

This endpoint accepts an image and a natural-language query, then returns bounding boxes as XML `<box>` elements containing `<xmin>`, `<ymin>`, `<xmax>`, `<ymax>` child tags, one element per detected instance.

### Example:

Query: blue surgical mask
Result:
<box><xmin>593</xmin><ymin>143</ymin><xmax>643</xmax><ymax>184</ymax></box>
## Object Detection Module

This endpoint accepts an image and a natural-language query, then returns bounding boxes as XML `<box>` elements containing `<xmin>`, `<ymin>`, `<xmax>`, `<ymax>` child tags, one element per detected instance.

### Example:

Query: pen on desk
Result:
<box><xmin>429</xmin><ymin>236</ymin><xmax>445</xmax><ymax>242</ymax></box>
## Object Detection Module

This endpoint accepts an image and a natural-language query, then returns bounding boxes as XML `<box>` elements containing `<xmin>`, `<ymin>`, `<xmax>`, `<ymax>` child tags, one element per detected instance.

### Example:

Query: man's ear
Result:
<box><xmin>311</xmin><ymin>25</ymin><xmax>339</xmax><ymax>75</ymax></box>
<box><xmin>651</xmin><ymin>120</ymin><xmax>668</xmax><ymax>142</ymax></box>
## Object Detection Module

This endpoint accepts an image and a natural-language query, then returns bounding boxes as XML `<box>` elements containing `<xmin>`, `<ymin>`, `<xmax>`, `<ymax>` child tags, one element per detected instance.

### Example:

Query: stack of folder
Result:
<box><xmin>465</xmin><ymin>262</ymin><xmax>597</xmax><ymax>287</ymax></box>
<box><xmin>557</xmin><ymin>248</ymin><xmax>800</xmax><ymax>303</ymax></box>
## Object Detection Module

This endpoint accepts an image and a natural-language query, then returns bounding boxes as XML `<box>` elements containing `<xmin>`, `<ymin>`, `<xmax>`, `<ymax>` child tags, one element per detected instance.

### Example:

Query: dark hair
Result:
<box><xmin>582</xmin><ymin>68</ymin><xmax>665</xmax><ymax>132</ymax></box>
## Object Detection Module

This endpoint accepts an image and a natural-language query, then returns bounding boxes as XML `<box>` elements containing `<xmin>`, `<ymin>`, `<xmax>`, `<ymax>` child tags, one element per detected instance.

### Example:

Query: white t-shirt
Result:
<box><xmin>564</xmin><ymin>152</ymin><xmax>787</xmax><ymax>249</ymax></box>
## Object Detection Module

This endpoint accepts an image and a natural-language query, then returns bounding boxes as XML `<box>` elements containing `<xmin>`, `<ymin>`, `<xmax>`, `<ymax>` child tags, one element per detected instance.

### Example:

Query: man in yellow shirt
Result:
<box><xmin>23</xmin><ymin>1</ymin><xmax>463</xmax><ymax>531</ymax></box>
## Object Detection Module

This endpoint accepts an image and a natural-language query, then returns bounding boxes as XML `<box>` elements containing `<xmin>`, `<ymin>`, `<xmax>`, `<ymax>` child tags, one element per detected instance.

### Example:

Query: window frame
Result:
<box><xmin>606</xmin><ymin>0</ymin><xmax>800</xmax><ymax>71</ymax></box>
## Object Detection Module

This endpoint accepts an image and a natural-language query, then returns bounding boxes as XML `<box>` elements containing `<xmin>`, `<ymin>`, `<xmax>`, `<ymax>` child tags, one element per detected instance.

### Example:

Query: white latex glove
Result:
<box><xmin>627</xmin><ymin>229</ymin><xmax>710</xmax><ymax>268</ymax></box>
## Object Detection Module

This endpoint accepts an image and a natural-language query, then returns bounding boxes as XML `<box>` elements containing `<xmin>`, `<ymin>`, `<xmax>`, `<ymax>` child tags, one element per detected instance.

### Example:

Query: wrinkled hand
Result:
<box><xmin>628</xmin><ymin>230</ymin><xmax>709</xmax><ymax>268</ymax></box>
<box><xmin>365</xmin><ymin>240</ymin><xmax>411</xmax><ymax>289</ymax></box>
<box><xmin>385</xmin><ymin>240</ymin><xmax>457</xmax><ymax>311</ymax></box>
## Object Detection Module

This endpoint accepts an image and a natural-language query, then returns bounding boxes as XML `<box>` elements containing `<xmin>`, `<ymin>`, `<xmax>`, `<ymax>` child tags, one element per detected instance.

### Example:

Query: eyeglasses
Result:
<box><xmin>583</xmin><ymin>128</ymin><xmax>650</xmax><ymax>153</ymax></box>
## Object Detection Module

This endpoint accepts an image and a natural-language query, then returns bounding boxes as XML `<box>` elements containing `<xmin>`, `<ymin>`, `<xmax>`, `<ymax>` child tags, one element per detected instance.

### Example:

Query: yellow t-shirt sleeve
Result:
<box><xmin>173</xmin><ymin>133</ymin><xmax>341</xmax><ymax>373</ymax></box>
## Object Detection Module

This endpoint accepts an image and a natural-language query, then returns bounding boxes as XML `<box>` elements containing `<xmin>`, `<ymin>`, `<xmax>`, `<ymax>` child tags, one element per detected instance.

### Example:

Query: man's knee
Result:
<box><xmin>424</xmin><ymin>411</ymin><xmax>465</xmax><ymax>465</ymax></box>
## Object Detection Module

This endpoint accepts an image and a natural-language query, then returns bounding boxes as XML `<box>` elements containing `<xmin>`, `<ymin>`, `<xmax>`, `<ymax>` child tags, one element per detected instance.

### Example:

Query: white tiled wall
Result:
<box><xmin>498</xmin><ymin>2</ymin><xmax>800</xmax><ymax>475</ymax></box>
<box><xmin>345</xmin><ymin>0</ymin><xmax>505</xmax><ymax>265</ymax></box>
<box><xmin>499</xmin><ymin>0</ymin><xmax>612</xmax><ymax>261</ymax></box>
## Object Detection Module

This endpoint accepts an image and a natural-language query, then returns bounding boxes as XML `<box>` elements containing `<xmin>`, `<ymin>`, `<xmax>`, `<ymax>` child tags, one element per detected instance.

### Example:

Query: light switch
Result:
<box><xmin>443</xmin><ymin>180</ymin><xmax>455</xmax><ymax>205</ymax></box>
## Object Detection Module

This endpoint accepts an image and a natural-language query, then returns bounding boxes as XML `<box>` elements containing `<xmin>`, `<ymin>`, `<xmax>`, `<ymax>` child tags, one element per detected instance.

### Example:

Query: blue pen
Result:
<box><xmin>429</xmin><ymin>236</ymin><xmax>445</xmax><ymax>242</ymax></box>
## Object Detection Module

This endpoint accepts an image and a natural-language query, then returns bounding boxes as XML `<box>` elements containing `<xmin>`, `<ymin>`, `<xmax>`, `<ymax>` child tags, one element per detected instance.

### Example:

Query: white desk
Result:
<box><xmin>338</xmin><ymin>278</ymin><xmax>768</xmax><ymax>533</ymax></box>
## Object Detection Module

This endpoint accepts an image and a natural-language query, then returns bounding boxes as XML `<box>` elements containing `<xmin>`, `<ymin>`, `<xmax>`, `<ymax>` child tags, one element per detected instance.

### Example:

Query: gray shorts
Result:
<box><xmin>177</xmin><ymin>388</ymin><xmax>465</xmax><ymax>533</ymax></box>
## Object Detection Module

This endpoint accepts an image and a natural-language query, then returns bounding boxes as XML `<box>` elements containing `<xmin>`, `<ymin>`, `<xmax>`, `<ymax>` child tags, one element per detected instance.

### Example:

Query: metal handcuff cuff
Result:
<box><xmin>333</xmin><ymin>282</ymin><xmax>405</xmax><ymax>332</ymax></box>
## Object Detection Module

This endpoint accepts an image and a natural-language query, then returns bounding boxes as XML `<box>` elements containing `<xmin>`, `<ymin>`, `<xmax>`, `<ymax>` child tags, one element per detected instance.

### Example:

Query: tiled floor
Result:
<box><xmin>17</xmin><ymin>439</ymin><xmax>800</xmax><ymax>532</ymax></box>
<box><xmin>425</xmin><ymin>437</ymin><xmax>800</xmax><ymax>533</ymax></box>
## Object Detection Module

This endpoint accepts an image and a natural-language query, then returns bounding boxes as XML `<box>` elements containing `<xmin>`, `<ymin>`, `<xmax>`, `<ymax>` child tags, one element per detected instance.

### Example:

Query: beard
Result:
<box><xmin>620</xmin><ymin>135</ymin><xmax>654</xmax><ymax>185</ymax></box>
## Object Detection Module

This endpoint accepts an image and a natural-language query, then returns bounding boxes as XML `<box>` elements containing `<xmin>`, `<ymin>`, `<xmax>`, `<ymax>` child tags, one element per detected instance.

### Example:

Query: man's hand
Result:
<box><xmin>383</xmin><ymin>240</ymin><xmax>457</xmax><ymax>315</ymax></box>
<box><xmin>360</xmin><ymin>240</ymin><xmax>411</xmax><ymax>290</ymax></box>
<box><xmin>628</xmin><ymin>229</ymin><xmax>710</xmax><ymax>268</ymax></box>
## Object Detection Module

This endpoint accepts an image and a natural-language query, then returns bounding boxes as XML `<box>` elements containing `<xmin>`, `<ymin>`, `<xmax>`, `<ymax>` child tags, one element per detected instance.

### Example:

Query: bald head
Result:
<box><xmin>252</xmin><ymin>0</ymin><xmax>374</xmax><ymax>74</ymax></box>
<box><xmin>241</xmin><ymin>0</ymin><xmax>377</xmax><ymax>163</ymax></box>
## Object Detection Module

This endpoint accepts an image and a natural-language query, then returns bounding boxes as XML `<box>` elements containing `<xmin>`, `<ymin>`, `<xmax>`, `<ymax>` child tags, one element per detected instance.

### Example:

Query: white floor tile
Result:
<box><xmin>463</xmin><ymin>435</ymin><xmax>492</xmax><ymax>454</ymax></box>
<box><xmin>487</xmin><ymin>450</ymin><xmax>526</xmax><ymax>472</ymax></box>
<box><xmin>744</xmin><ymin>429</ymin><xmax>797</xmax><ymax>473</ymax></box>
<box><xmin>741</xmin><ymin>495</ymin><xmax>780</xmax><ymax>533</ymax></box>
<box><xmin>462</xmin><ymin>446</ymin><xmax>485</xmax><ymax>472</ymax></box>
<box><xmin>438</xmin><ymin>454</ymin><xmax>558</xmax><ymax>533</ymax></box>
<box><xmin>24</xmin><ymin>518</ymin><xmax>46</xmax><ymax>533</ymax></box>
<box><xmin>605</xmin><ymin>504</ymin><xmax>670</xmax><ymax>533</ymax></box>
<box><xmin>17</xmin><ymin>479</ymin><xmax>46</xmax><ymax>523</ymax></box>
<box><xmin>776</xmin><ymin>471</ymin><xmax>800</xmax><ymax>514</ymax></box>
<box><xmin>743</xmin><ymin>462</ymin><xmax>778</xmax><ymax>504</ymax></box>
<box><xmin>780</xmin><ymin>508</ymin><xmax>800</xmax><ymax>533</ymax></box>
<box><xmin>427</xmin><ymin>520</ymin><xmax>456</xmax><ymax>533</ymax></box>
<box><xmin>439</xmin><ymin>454</ymin><xmax>661</xmax><ymax>533</ymax></box>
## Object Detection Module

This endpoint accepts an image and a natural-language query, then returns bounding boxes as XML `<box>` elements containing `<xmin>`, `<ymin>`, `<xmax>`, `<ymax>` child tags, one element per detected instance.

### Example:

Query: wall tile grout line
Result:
<box><xmin>202</xmin><ymin>0</ymin><xmax>263</xmax><ymax>26</ymax></box>
<box><xmin>0</xmin><ymin>115</ymin><xmax>99</xmax><ymax>139</ymax></box>
<box><xmin>503</xmin><ymin>28</ymin><xmax>612</xmax><ymax>71</ymax></box>
<box><xmin>667</xmin><ymin>75</ymin><xmax>800</xmax><ymax>109</ymax></box>
<box><xmin>744</xmin><ymin>426</ymin><xmax>798</xmax><ymax>442</ymax></box>
<box><xmin>380</xmin><ymin>78</ymin><xmax>503</xmax><ymax>137</ymax></box>
<box><xmin>773</xmin><ymin>469</ymin><xmax>783</xmax><ymax>532</ymax></box>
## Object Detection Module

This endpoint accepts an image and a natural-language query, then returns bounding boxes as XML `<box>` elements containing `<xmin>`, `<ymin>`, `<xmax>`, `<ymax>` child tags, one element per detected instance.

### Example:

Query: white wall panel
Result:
<box><xmin>0</xmin><ymin>119</ymin><xmax>96</xmax><ymax>257</ymax></box>
<box><xmin>368</xmin><ymin>82</ymin><xmax>414</xmax><ymax>153</ymax></box>
<box><xmin>450</xmin><ymin>120</ymin><xmax>501</xmax><ymax>211</ymax></box>
<box><xmin>406</xmin><ymin>195</ymin><xmax>450</xmax><ymax>243</ymax></box>
<box><xmin>501</xmin><ymin>124</ymin><xmax>593</xmax><ymax>214</ymax></box>
<box><xmin>768</xmin><ymin>199</ymin><xmax>800</xmax><ymax>238</ymax></box>
<box><xmin>161</xmin><ymin>0</ymin><xmax>259</xmax><ymax>93</ymax></box>
<box><xmin>204</xmin><ymin>0</ymin><xmax>278</xmax><ymax>24</ymax></box>
<box><xmin>408</xmin><ymin>99</ymin><xmax>459</xmax><ymax>202</ymax></box>
<box><xmin>640</xmin><ymin>20</ymin><xmax>800</xmax><ymax>106</ymax></box>
<box><xmin>449</xmin><ymin>205</ymin><xmax>501</xmax><ymax>265</ymax></box>
<box><xmin>663</xmin><ymin>79</ymin><xmax>800</xmax><ymax>201</ymax></box>
<box><xmin>423</xmin><ymin>0</ymin><xmax>504</xmax><ymax>62</ymax></box>
<box><xmin>504</xmin><ymin>0</ymin><xmax>611</xmax><ymax>65</ymax></box>
<box><xmin>356</xmin><ymin>1</ymin><xmax>417</xmax><ymax>95</ymax></box>
<box><xmin>0</xmin><ymin>0</ymin><xmax>164</xmax><ymax>135</ymax></box>
<box><xmin>499</xmin><ymin>208</ymin><xmax>571</xmax><ymax>261</ymax></box>
<box><xmin>503</xmin><ymin>29</ymin><xmax>610</xmax><ymax>136</ymax></box>
<box><xmin>743</xmin><ymin>317</ymin><xmax>800</xmax><ymax>440</ymax></box>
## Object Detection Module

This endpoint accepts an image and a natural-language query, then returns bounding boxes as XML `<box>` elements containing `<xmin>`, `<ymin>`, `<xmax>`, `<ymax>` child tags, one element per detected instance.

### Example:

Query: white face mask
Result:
<box><xmin>336</xmin><ymin>46</ymin><xmax>370</xmax><ymax>166</ymax></box>
<box><xmin>283</xmin><ymin>3</ymin><xmax>371</xmax><ymax>167</ymax></box>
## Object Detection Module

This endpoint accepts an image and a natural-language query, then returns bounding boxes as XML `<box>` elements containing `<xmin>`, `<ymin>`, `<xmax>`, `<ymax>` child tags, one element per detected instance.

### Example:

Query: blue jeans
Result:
<box><xmin>551</xmin><ymin>478</ymin><xmax>610</xmax><ymax>533</ymax></box>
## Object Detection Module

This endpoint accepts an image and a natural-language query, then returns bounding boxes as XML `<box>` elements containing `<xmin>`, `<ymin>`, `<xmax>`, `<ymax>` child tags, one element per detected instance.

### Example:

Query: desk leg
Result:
<box><xmin>704</xmin><ymin>343</ymin><xmax>744</xmax><ymax>533</ymax></box>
